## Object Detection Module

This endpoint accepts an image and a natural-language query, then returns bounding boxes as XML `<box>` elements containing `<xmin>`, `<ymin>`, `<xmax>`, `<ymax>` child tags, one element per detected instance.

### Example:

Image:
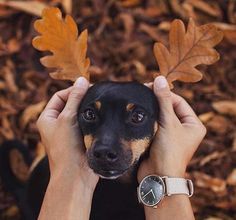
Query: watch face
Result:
<box><xmin>138</xmin><ymin>175</ymin><xmax>165</xmax><ymax>206</ymax></box>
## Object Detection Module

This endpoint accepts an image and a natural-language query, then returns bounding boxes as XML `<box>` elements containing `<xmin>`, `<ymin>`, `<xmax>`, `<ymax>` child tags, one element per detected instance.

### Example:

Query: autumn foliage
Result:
<box><xmin>154</xmin><ymin>18</ymin><xmax>223</xmax><ymax>88</ymax></box>
<box><xmin>0</xmin><ymin>1</ymin><xmax>236</xmax><ymax>219</ymax></box>
<box><xmin>32</xmin><ymin>7</ymin><xmax>223</xmax><ymax>89</ymax></box>
<box><xmin>32</xmin><ymin>7</ymin><xmax>90</xmax><ymax>81</ymax></box>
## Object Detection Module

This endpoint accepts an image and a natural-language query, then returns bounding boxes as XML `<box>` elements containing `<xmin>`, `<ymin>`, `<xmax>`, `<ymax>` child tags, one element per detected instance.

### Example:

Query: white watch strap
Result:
<box><xmin>163</xmin><ymin>177</ymin><xmax>194</xmax><ymax>197</ymax></box>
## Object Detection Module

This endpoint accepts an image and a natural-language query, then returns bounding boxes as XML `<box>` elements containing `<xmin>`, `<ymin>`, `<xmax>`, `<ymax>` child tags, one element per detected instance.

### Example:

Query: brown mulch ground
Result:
<box><xmin>0</xmin><ymin>0</ymin><xmax>236</xmax><ymax>219</ymax></box>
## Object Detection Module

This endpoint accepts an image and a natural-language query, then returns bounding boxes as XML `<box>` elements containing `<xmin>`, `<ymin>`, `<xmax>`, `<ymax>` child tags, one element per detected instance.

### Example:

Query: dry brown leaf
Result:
<box><xmin>215</xmin><ymin>197</ymin><xmax>236</xmax><ymax>210</ymax></box>
<box><xmin>187</xmin><ymin>0</ymin><xmax>222</xmax><ymax>18</ymax></box>
<box><xmin>192</xmin><ymin>171</ymin><xmax>226</xmax><ymax>193</ymax></box>
<box><xmin>61</xmin><ymin>0</ymin><xmax>72</xmax><ymax>14</ymax></box>
<box><xmin>212</xmin><ymin>22</ymin><xmax>236</xmax><ymax>45</ymax></box>
<box><xmin>206</xmin><ymin>115</ymin><xmax>230</xmax><ymax>134</ymax></box>
<box><xmin>199</xmin><ymin>111</ymin><xmax>215</xmax><ymax>123</ymax></box>
<box><xmin>227</xmin><ymin>169</ymin><xmax>236</xmax><ymax>186</ymax></box>
<box><xmin>228</xmin><ymin>0</ymin><xmax>236</xmax><ymax>24</ymax></box>
<box><xmin>153</xmin><ymin>18</ymin><xmax>223</xmax><ymax>88</ymax></box>
<box><xmin>212</xmin><ymin>101</ymin><xmax>236</xmax><ymax>117</ymax></box>
<box><xmin>2</xmin><ymin>65</ymin><xmax>18</xmax><ymax>93</ymax></box>
<box><xmin>7</xmin><ymin>38</ymin><xmax>21</xmax><ymax>53</ymax></box>
<box><xmin>0</xmin><ymin>116</ymin><xmax>14</xmax><ymax>139</ymax></box>
<box><xmin>20</xmin><ymin>100</ymin><xmax>46</xmax><ymax>129</ymax></box>
<box><xmin>232</xmin><ymin>132</ymin><xmax>236</xmax><ymax>151</ymax></box>
<box><xmin>199</xmin><ymin>151</ymin><xmax>227</xmax><ymax>166</ymax></box>
<box><xmin>1</xmin><ymin>205</ymin><xmax>19</xmax><ymax>218</ymax></box>
<box><xmin>116</xmin><ymin>13</ymin><xmax>134</xmax><ymax>40</ymax></box>
<box><xmin>0</xmin><ymin>0</ymin><xmax>47</xmax><ymax>16</ymax></box>
<box><xmin>0</xmin><ymin>37</ymin><xmax>7</xmax><ymax>56</ymax></box>
<box><xmin>118</xmin><ymin>0</ymin><xmax>141</xmax><ymax>7</ymax></box>
<box><xmin>32</xmin><ymin>7</ymin><xmax>90</xmax><ymax>81</ymax></box>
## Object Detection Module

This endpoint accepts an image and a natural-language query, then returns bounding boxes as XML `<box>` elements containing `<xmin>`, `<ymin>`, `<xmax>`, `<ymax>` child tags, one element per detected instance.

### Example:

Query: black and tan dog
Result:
<box><xmin>0</xmin><ymin>81</ymin><xmax>159</xmax><ymax>220</ymax></box>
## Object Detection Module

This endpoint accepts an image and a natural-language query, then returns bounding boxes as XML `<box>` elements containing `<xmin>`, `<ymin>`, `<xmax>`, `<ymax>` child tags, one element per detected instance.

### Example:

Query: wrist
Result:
<box><xmin>138</xmin><ymin>160</ymin><xmax>186</xmax><ymax>184</ymax></box>
<box><xmin>50</xmin><ymin>167</ymin><xmax>98</xmax><ymax>193</ymax></box>
<box><xmin>154</xmin><ymin>163</ymin><xmax>186</xmax><ymax>178</ymax></box>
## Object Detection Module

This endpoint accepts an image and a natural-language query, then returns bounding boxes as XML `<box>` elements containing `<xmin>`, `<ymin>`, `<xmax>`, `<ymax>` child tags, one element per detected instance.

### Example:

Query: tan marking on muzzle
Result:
<box><xmin>122</xmin><ymin>138</ymin><xmax>151</xmax><ymax>164</ymax></box>
<box><xmin>84</xmin><ymin>134</ymin><xmax>94</xmax><ymax>149</ymax></box>
<box><xmin>126</xmin><ymin>103</ymin><xmax>135</xmax><ymax>111</ymax></box>
<box><xmin>95</xmin><ymin>101</ymin><xmax>101</xmax><ymax>110</ymax></box>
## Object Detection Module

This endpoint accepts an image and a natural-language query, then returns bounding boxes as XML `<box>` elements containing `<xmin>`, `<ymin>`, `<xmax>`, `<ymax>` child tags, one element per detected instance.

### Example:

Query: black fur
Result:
<box><xmin>0</xmin><ymin>81</ymin><xmax>159</xmax><ymax>220</ymax></box>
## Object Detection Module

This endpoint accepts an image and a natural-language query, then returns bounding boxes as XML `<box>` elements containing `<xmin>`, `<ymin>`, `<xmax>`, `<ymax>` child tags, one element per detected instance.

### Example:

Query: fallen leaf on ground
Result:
<box><xmin>206</xmin><ymin>115</ymin><xmax>230</xmax><ymax>134</ymax></box>
<box><xmin>192</xmin><ymin>171</ymin><xmax>226</xmax><ymax>193</ymax></box>
<box><xmin>199</xmin><ymin>151</ymin><xmax>227</xmax><ymax>166</ymax></box>
<box><xmin>199</xmin><ymin>111</ymin><xmax>215</xmax><ymax>123</ymax></box>
<box><xmin>187</xmin><ymin>0</ymin><xmax>222</xmax><ymax>18</ymax></box>
<box><xmin>212</xmin><ymin>101</ymin><xmax>236</xmax><ymax>117</ymax></box>
<box><xmin>20</xmin><ymin>101</ymin><xmax>46</xmax><ymax>129</ymax></box>
<box><xmin>0</xmin><ymin>0</ymin><xmax>47</xmax><ymax>16</ymax></box>
<box><xmin>227</xmin><ymin>169</ymin><xmax>236</xmax><ymax>186</ymax></box>
<box><xmin>118</xmin><ymin>0</ymin><xmax>141</xmax><ymax>7</ymax></box>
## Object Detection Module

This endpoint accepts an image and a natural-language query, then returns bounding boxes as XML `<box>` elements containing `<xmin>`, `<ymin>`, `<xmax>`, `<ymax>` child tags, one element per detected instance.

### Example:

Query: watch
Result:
<box><xmin>137</xmin><ymin>175</ymin><xmax>194</xmax><ymax>208</ymax></box>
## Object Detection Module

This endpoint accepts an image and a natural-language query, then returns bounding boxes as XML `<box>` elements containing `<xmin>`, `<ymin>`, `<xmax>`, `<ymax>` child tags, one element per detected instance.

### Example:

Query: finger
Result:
<box><xmin>171</xmin><ymin>92</ymin><xmax>200</xmax><ymax>124</ymax></box>
<box><xmin>153</xmin><ymin>76</ymin><xmax>176</xmax><ymax>126</ymax></box>
<box><xmin>61</xmin><ymin>77</ymin><xmax>89</xmax><ymax>116</ymax></box>
<box><xmin>41</xmin><ymin>87</ymin><xmax>73</xmax><ymax>119</ymax></box>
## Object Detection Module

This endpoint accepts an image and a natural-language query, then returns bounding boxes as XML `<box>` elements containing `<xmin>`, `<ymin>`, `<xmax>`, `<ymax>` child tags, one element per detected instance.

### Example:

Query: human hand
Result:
<box><xmin>37</xmin><ymin>77</ymin><xmax>99</xmax><ymax>191</ymax></box>
<box><xmin>138</xmin><ymin>76</ymin><xmax>206</xmax><ymax>182</ymax></box>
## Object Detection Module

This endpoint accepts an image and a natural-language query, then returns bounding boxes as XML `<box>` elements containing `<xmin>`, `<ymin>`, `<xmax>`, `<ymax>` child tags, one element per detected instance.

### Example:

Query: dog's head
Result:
<box><xmin>78</xmin><ymin>81</ymin><xmax>159</xmax><ymax>179</ymax></box>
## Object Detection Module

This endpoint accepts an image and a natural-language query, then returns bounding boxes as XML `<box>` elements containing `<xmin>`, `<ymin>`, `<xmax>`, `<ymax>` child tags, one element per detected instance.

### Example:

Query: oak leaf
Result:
<box><xmin>212</xmin><ymin>100</ymin><xmax>236</xmax><ymax>117</ymax></box>
<box><xmin>32</xmin><ymin>7</ymin><xmax>90</xmax><ymax>81</ymax></box>
<box><xmin>153</xmin><ymin>18</ymin><xmax>223</xmax><ymax>88</ymax></box>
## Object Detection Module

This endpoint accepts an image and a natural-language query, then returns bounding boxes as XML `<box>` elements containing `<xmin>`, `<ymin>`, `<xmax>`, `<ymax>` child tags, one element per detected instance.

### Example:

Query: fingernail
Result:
<box><xmin>74</xmin><ymin>77</ymin><xmax>88</xmax><ymax>88</ymax></box>
<box><xmin>154</xmin><ymin>76</ymin><xmax>168</xmax><ymax>89</ymax></box>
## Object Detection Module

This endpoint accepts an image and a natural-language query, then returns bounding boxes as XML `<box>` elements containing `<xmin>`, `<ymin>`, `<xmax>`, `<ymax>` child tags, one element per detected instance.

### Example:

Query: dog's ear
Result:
<box><xmin>144</xmin><ymin>82</ymin><xmax>153</xmax><ymax>89</ymax></box>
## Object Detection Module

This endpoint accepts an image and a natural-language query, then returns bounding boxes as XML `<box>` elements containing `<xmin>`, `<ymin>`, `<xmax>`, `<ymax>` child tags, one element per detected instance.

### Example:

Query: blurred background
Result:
<box><xmin>0</xmin><ymin>0</ymin><xmax>235</xmax><ymax>219</ymax></box>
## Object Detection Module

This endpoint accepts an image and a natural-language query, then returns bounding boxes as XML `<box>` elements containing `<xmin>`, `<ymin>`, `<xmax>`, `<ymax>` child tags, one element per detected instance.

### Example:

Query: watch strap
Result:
<box><xmin>163</xmin><ymin>177</ymin><xmax>194</xmax><ymax>197</ymax></box>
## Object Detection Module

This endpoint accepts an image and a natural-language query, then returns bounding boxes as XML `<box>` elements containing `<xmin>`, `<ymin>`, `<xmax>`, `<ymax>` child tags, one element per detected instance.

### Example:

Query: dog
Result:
<box><xmin>0</xmin><ymin>81</ymin><xmax>159</xmax><ymax>220</ymax></box>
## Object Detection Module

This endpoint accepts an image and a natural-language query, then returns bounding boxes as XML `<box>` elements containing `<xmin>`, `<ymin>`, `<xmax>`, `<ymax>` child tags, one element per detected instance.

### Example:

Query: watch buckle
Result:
<box><xmin>161</xmin><ymin>176</ymin><xmax>171</xmax><ymax>196</ymax></box>
<box><xmin>187</xmin><ymin>179</ymin><xmax>194</xmax><ymax>197</ymax></box>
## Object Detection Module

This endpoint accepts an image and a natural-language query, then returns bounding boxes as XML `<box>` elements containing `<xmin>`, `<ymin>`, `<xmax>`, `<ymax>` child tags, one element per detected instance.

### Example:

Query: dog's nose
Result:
<box><xmin>93</xmin><ymin>146</ymin><xmax>118</xmax><ymax>162</ymax></box>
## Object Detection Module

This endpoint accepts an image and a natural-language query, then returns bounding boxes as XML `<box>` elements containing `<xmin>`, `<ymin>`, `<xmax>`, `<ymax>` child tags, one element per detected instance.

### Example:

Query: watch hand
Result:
<box><xmin>142</xmin><ymin>190</ymin><xmax>152</xmax><ymax>198</ymax></box>
<box><xmin>151</xmin><ymin>189</ymin><xmax>156</xmax><ymax>199</ymax></box>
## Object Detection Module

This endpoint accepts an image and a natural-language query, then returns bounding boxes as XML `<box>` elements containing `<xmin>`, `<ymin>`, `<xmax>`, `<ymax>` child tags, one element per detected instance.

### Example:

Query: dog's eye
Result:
<box><xmin>131</xmin><ymin>111</ymin><xmax>145</xmax><ymax>123</ymax></box>
<box><xmin>83</xmin><ymin>109</ymin><xmax>96</xmax><ymax>121</ymax></box>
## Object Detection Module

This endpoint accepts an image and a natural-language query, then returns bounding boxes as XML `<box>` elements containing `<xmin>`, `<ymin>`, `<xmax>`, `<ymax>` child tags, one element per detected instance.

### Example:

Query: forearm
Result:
<box><xmin>144</xmin><ymin>195</ymin><xmax>195</xmax><ymax>220</ymax></box>
<box><xmin>38</xmin><ymin>173</ymin><xmax>94</xmax><ymax>220</ymax></box>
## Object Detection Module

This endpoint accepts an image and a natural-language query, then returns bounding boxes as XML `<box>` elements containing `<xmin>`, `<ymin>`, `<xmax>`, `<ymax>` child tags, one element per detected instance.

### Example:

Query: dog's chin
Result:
<box><xmin>98</xmin><ymin>174</ymin><xmax>122</xmax><ymax>180</ymax></box>
<box><xmin>93</xmin><ymin>169</ymin><xmax>129</xmax><ymax>180</ymax></box>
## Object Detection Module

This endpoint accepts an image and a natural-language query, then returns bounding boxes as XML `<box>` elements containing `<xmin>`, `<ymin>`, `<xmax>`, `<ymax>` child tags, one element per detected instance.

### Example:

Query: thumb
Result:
<box><xmin>62</xmin><ymin>77</ymin><xmax>89</xmax><ymax>116</ymax></box>
<box><xmin>153</xmin><ymin>76</ymin><xmax>175</xmax><ymax>125</ymax></box>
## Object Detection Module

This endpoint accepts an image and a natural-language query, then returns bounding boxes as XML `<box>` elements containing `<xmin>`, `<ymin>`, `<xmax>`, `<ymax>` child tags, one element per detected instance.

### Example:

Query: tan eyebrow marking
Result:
<box><xmin>95</xmin><ymin>101</ymin><xmax>101</xmax><ymax>110</ymax></box>
<box><xmin>126</xmin><ymin>103</ymin><xmax>135</xmax><ymax>111</ymax></box>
